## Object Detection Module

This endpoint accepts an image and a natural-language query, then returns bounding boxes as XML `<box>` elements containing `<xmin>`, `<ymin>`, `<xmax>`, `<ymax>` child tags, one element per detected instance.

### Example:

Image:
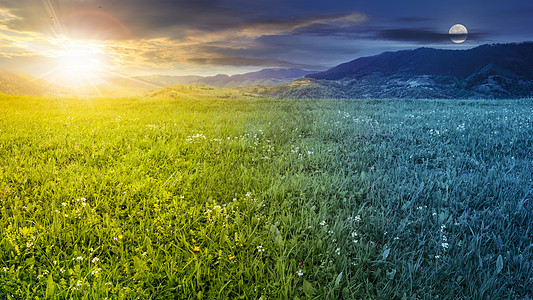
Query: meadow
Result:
<box><xmin>0</xmin><ymin>90</ymin><xmax>531</xmax><ymax>299</ymax></box>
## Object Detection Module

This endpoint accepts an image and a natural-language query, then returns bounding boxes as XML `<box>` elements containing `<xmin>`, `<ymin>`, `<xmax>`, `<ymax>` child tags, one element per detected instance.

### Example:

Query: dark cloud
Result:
<box><xmin>378</xmin><ymin>28</ymin><xmax>487</xmax><ymax>43</ymax></box>
<box><xmin>379</xmin><ymin>29</ymin><xmax>450</xmax><ymax>42</ymax></box>
<box><xmin>291</xmin><ymin>23</ymin><xmax>360</xmax><ymax>37</ymax></box>
<box><xmin>290</xmin><ymin>23</ymin><xmax>488</xmax><ymax>44</ymax></box>
<box><xmin>181</xmin><ymin>36</ymin><xmax>350</xmax><ymax>70</ymax></box>
<box><xmin>1</xmin><ymin>0</ymin><xmax>242</xmax><ymax>39</ymax></box>
<box><xmin>253</xmin><ymin>35</ymin><xmax>361</xmax><ymax>57</ymax></box>
<box><xmin>0</xmin><ymin>0</ymin><xmax>365</xmax><ymax>40</ymax></box>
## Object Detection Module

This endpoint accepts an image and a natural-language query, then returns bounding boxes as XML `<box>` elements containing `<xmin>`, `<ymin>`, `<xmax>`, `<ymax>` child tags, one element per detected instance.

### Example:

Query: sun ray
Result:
<box><xmin>98</xmin><ymin>69</ymin><xmax>163</xmax><ymax>88</ymax></box>
<box><xmin>35</xmin><ymin>38</ymin><xmax>111</xmax><ymax>88</ymax></box>
<box><xmin>43</xmin><ymin>0</ymin><xmax>67</xmax><ymax>42</ymax></box>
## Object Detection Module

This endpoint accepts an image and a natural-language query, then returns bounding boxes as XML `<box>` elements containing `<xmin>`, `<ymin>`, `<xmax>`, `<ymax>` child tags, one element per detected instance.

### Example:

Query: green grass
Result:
<box><xmin>0</xmin><ymin>93</ymin><xmax>531</xmax><ymax>299</ymax></box>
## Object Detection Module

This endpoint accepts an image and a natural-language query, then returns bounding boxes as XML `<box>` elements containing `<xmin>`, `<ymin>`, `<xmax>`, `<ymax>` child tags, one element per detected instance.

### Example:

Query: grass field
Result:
<box><xmin>0</xmin><ymin>92</ymin><xmax>531</xmax><ymax>299</ymax></box>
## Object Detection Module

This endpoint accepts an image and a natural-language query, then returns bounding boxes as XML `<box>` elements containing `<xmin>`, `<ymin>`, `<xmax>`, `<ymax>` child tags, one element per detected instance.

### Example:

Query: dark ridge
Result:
<box><xmin>307</xmin><ymin>42</ymin><xmax>533</xmax><ymax>80</ymax></box>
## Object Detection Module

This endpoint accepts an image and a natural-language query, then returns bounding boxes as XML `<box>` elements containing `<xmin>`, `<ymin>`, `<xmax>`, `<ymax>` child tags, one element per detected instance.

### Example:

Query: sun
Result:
<box><xmin>57</xmin><ymin>50</ymin><xmax>101</xmax><ymax>77</ymax></box>
<box><xmin>48</xmin><ymin>40</ymin><xmax>109</xmax><ymax>88</ymax></box>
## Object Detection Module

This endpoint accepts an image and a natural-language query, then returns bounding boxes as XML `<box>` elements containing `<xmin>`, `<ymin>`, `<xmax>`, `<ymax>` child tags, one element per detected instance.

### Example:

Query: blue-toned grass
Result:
<box><xmin>0</xmin><ymin>94</ymin><xmax>531</xmax><ymax>299</ymax></box>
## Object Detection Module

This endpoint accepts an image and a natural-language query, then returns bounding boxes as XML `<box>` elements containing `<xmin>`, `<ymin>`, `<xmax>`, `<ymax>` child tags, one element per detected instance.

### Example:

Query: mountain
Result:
<box><xmin>294</xmin><ymin>42</ymin><xmax>533</xmax><ymax>99</ymax></box>
<box><xmin>0</xmin><ymin>69</ymin><xmax>151</xmax><ymax>98</ymax></box>
<box><xmin>242</xmin><ymin>78</ymin><xmax>345</xmax><ymax>99</ymax></box>
<box><xmin>106</xmin><ymin>75</ymin><xmax>203</xmax><ymax>89</ymax></box>
<box><xmin>0</xmin><ymin>69</ymin><xmax>70</xmax><ymax>96</ymax></box>
<box><xmin>106</xmin><ymin>68</ymin><xmax>315</xmax><ymax>89</ymax></box>
<box><xmin>308</xmin><ymin>43</ymin><xmax>533</xmax><ymax>80</ymax></box>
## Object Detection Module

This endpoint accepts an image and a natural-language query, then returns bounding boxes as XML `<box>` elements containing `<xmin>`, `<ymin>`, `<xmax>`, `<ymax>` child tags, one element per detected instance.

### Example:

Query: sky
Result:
<box><xmin>0</xmin><ymin>0</ymin><xmax>532</xmax><ymax>87</ymax></box>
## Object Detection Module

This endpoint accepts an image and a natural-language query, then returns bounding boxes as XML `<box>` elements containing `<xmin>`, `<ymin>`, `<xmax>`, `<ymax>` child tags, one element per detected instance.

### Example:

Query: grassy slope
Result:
<box><xmin>0</xmin><ymin>70</ymin><xmax>68</xmax><ymax>97</ymax></box>
<box><xmin>0</xmin><ymin>92</ymin><xmax>531</xmax><ymax>299</ymax></box>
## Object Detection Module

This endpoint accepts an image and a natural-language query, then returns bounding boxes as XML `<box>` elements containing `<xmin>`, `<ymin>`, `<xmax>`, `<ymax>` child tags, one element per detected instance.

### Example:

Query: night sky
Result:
<box><xmin>1</xmin><ymin>0</ymin><xmax>532</xmax><ymax>85</ymax></box>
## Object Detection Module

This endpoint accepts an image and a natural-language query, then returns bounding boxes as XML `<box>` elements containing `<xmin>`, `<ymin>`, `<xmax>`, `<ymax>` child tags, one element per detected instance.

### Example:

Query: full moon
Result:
<box><xmin>449</xmin><ymin>24</ymin><xmax>468</xmax><ymax>43</ymax></box>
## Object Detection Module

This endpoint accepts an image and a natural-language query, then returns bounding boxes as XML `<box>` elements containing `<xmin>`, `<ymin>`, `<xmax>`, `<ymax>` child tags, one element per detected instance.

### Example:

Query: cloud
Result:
<box><xmin>0</xmin><ymin>0</ymin><xmax>224</xmax><ymax>39</ymax></box>
<box><xmin>0</xmin><ymin>8</ymin><xmax>19</xmax><ymax>25</ymax></box>
<box><xmin>95</xmin><ymin>11</ymin><xmax>369</xmax><ymax>70</ymax></box>
<box><xmin>186</xmin><ymin>12</ymin><xmax>369</xmax><ymax>40</ymax></box>
<box><xmin>377</xmin><ymin>28</ymin><xmax>486</xmax><ymax>43</ymax></box>
<box><xmin>290</xmin><ymin>23</ymin><xmax>373</xmax><ymax>39</ymax></box>
<box><xmin>379</xmin><ymin>29</ymin><xmax>450</xmax><ymax>42</ymax></box>
<box><xmin>0</xmin><ymin>0</ymin><xmax>371</xmax><ymax>71</ymax></box>
<box><xmin>0</xmin><ymin>0</ymin><xmax>367</xmax><ymax>40</ymax></box>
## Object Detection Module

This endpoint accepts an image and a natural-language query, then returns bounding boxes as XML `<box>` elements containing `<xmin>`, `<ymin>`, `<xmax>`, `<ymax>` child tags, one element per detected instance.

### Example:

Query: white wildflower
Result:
<box><xmin>91</xmin><ymin>268</ymin><xmax>102</xmax><ymax>276</ymax></box>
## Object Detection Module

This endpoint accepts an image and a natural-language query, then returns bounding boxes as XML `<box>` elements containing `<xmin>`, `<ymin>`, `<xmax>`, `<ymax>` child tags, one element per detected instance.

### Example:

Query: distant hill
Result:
<box><xmin>241</xmin><ymin>78</ymin><xmax>344</xmax><ymax>99</ymax></box>
<box><xmin>144</xmin><ymin>84</ymin><xmax>259</xmax><ymax>100</ymax></box>
<box><xmin>106</xmin><ymin>75</ymin><xmax>202</xmax><ymax>89</ymax></box>
<box><xmin>0</xmin><ymin>67</ymin><xmax>315</xmax><ymax>97</ymax></box>
<box><xmin>105</xmin><ymin>68</ymin><xmax>315</xmax><ymax>89</ymax></box>
<box><xmin>0</xmin><ymin>69</ymin><xmax>153</xmax><ymax>98</ymax></box>
<box><xmin>0</xmin><ymin>69</ymin><xmax>69</xmax><ymax>96</ymax></box>
<box><xmin>298</xmin><ymin>42</ymin><xmax>533</xmax><ymax>99</ymax></box>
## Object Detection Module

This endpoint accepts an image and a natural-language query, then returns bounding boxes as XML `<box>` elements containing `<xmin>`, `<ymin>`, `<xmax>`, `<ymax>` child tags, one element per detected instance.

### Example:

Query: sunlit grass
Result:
<box><xmin>0</xmin><ymin>93</ymin><xmax>531</xmax><ymax>298</ymax></box>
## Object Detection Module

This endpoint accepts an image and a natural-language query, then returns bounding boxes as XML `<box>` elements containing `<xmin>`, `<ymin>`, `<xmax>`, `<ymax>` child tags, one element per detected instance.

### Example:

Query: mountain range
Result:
<box><xmin>1</xmin><ymin>42</ymin><xmax>533</xmax><ymax>99</ymax></box>
<box><xmin>105</xmin><ymin>68</ymin><xmax>315</xmax><ymax>89</ymax></box>
<box><xmin>299</xmin><ymin>42</ymin><xmax>533</xmax><ymax>99</ymax></box>
<box><xmin>0</xmin><ymin>68</ymin><xmax>315</xmax><ymax>97</ymax></box>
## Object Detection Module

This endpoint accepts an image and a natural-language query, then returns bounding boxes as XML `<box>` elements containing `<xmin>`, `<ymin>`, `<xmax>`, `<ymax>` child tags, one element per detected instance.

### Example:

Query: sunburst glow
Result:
<box><xmin>48</xmin><ymin>40</ymin><xmax>109</xmax><ymax>88</ymax></box>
